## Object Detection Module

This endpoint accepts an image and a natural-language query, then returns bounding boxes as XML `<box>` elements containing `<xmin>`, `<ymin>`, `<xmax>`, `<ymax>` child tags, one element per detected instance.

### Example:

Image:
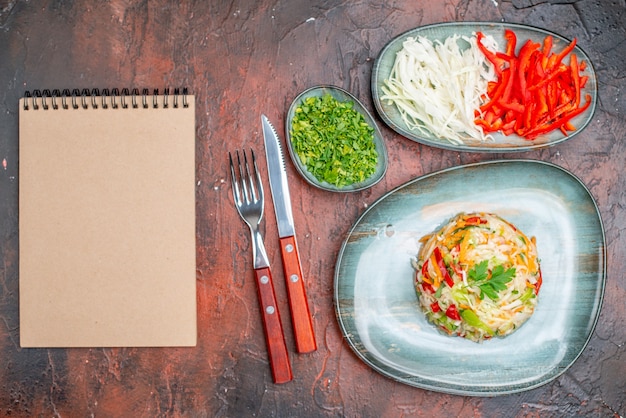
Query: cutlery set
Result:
<box><xmin>229</xmin><ymin>115</ymin><xmax>316</xmax><ymax>384</ymax></box>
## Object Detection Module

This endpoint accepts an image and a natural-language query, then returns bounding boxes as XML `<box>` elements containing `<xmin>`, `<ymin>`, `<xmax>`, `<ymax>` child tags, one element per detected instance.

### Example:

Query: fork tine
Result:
<box><xmin>251</xmin><ymin>150</ymin><xmax>263</xmax><ymax>204</ymax></box>
<box><xmin>238</xmin><ymin>150</ymin><xmax>251</xmax><ymax>205</ymax></box>
<box><xmin>229</xmin><ymin>151</ymin><xmax>242</xmax><ymax>206</ymax></box>
<box><xmin>242</xmin><ymin>150</ymin><xmax>253</xmax><ymax>204</ymax></box>
<box><xmin>246</xmin><ymin>150</ymin><xmax>262</xmax><ymax>204</ymax></box>
<box><xmin>230</xmin><ymin>149</ymin><xmax>264</xmax><ymax>210</ymax></box>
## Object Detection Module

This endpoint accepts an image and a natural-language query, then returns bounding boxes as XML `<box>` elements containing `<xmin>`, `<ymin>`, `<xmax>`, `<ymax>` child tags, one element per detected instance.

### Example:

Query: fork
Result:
<box><xmin>229</xmin><ymin>149</ymin><xmax>293</xmax><ymax>384</ymax></box>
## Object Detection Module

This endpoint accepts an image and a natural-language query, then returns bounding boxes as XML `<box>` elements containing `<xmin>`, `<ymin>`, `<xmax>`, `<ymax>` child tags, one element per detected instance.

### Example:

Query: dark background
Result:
<box><xmin>1</xmin><ymin>1</ymin><xmax>624</xmax><ymax>416</ymax></box>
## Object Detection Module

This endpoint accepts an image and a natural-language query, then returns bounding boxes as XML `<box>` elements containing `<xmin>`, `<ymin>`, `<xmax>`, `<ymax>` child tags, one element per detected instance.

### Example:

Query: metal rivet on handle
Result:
<box><xmin>266</xmin><ymin>306</ymin><xmax>275</xmax><ymax>314</ymax></box>
<box><xmin>285</xmin><ymin>244</ymin><xmax>294</xmax><ymax>253</ymax></box>
<box><xmin>260</xmin><ymin>275</ymin><xmax>269</xmax><ymax>284</ymax></box>
<box><xmin>290</xmin><ymin>274</ymin><xmax>299</xmax><ymax>283</ymax></box>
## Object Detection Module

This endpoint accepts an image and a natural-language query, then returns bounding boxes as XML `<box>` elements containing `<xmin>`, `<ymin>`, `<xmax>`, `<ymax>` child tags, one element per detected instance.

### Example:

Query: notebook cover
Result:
<box><xmin>18</xmin><ymin>93</ymin><xmax>197</xmax><ymax>347</ymax></box>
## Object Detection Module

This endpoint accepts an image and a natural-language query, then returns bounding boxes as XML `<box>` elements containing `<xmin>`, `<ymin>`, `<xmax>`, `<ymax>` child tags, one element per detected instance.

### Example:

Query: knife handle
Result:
<box><xmin>254</xmin><ymin>266</ymin><xmax>293</xmax><ymax>384</ymax></box>
<box><xmin>279</xmin><ymin>236</ymin><xmax>317</xmax><ymax>353</ymax></box>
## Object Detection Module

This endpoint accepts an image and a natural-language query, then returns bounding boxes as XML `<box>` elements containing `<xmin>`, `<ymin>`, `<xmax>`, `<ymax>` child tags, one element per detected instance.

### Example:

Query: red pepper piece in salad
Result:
<box><xmin>464</xmin><ymin>216</ymin><xmax>488</xmax><ymax>225</ymax></box>
<box><xmin>433</xmin><ymin>247</ymin><xmax>454</xmax><ymax>288</ymax></box>
<box><xmin>445</xmin><ymin>304</ymin><xmax>461</xmax><ymax>321</ymax></box>
<box><xmin>422</xmin><ymin>281</ymin><xmax>435</xmax><ymax>294</ymax></box>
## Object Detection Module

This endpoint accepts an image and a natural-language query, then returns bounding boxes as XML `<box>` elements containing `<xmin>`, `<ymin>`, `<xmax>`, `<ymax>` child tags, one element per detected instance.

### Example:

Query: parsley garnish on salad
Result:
<box><xmin>468</xmin><ymin>260</ymin><xmax>516</xmax><ymax>301</ymax></box>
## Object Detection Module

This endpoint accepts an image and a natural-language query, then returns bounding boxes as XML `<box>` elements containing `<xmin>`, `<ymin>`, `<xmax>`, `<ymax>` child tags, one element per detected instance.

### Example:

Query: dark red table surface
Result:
<box><xmin>1</xmin><ymin>1</ymin><xmax>624</xmax><ymax>417</ymax></box>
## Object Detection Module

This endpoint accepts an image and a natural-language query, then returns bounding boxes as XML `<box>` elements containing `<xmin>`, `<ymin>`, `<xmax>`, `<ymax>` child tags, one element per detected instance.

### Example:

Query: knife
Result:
<box><xmin>262</xmin><ymin>114</ymin><xmax>317</xmax><ymax>354</ymax></box>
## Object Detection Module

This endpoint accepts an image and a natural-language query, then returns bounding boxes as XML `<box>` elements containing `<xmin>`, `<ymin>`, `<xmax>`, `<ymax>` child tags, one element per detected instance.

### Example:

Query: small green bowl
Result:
<box><xmin>285</xmin><ymin>85</ymin><xmax>388</xmax><ymax>192</ymax></box>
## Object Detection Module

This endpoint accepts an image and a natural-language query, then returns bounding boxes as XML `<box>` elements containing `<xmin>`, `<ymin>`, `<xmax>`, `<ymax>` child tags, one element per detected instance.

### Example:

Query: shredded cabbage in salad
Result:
<box><xmin>413</xmin><ymin>212</ymin><xmax>542</xmax><ymax>342</ymax></box>
<box><xmin>381</xmin><ymin>34</ymin><xmax>498</xmax><ymax>144</ymax></box>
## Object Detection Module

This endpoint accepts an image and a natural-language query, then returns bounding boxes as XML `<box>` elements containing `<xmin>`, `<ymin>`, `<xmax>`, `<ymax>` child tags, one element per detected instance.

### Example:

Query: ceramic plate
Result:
<box><xmin>285</xmin><ymin>85</ymin><xmax>388</xmax><ymax>192</ymax></box>
<box><xmin>334</xmin><ymin>160</ymin><xmax>605</xmax><ymax>395</ymax></box>
<box><xmin>371</xmin><ymin>22</ymin><xmax>598</xmax><ymax>152</ymax></box>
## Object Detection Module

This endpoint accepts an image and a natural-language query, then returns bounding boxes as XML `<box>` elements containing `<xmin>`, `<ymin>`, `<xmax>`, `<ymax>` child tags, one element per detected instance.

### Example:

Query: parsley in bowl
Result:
<box><xmin>286</xmin><ymin>85</ymin><xmax>388</xmax><ymax>192</ymax></box>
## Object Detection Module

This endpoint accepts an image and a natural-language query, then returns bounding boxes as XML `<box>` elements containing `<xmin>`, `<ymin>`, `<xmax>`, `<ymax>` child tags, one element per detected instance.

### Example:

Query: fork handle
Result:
<box><xmin>279</xmin><ymin>236</ymin><xmax>317</xmax><ymax>353</ymax></box>
<box><xmin>254</xmin><ymin>266</ymin><xmax>293</xmax><ymax>384</ymax></box>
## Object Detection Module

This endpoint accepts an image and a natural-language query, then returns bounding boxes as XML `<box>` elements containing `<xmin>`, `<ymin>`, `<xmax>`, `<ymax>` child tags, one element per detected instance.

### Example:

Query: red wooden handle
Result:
<box><xmin>254</xmin><ymin>266</ymin><xmax>293</xmax><ymax>384</ymax></box>
<box><xmin>279</xmin><ymin>236</ymin><xmax>317</xmax><ymax>353</ymax></box>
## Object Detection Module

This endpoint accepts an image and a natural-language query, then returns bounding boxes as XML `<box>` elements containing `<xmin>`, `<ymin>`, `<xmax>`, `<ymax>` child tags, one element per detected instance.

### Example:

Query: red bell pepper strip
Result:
<box><xmin>524</xmin><ymin>94</ymin><xmax>591</xmax><ymax>139</ymax></box>
<box><xmin>431</xmin><ymin>302</ymin><xmax>441</xmax><ymax>313</ymax></box>
<box><xmin>554</xmin><ymin>38</ymin><xmax>577</xmax><ymax>66</ymax></box>
<box><xmin>535</xmin><ymin>270</ymin><xmax>543</xmax><ymax>295</ymax></box>
<box><xmin>479</xmin><ymin>68</ymin><xmax>510</xmax><ymax>113</ymax></box>
<box><xmin>421</xmin><ymin>259</ymin><xmax>430</xmax><ymax>278</ymax></box>
<box><xmin>476</xmin><ymin>31</ymin><xmax>506</xmax><ymax>74</ymax></box>
<box><xmin>528</xmin><ymin>65</ymin><xmax>567</xmax><ymax>91</ymax></box>
<box><xmin>464</xmin><ymin>216</ymin><xmax>488</xmax><ymax>225</ymax></box>
<box><xmin>422</xmin><ymin>282</ymin><xmax>435</xmax><ymax>294</ymax></box>
<box><xmin>445</xmin><ymin>304</ymin><xmax>461</xmax><ymax>321</ymax></box>
<box><xmin>504</xmin><ymin>29</ymin><xmax>517</xmax><ymax>57</ymax></box>
<box><xmin>564</xmin><ymin>121</ymin><xmax>576</xmax><ymax>131</ymax></box>
<box><xmin>433</xmin><ymin>247</ymin><xmax>454</xmax><ymax>288</ymax></box>
<box><xmin>542</xmin><ymin>35</ymin><xmax>553</xmax><ymax>56</ymax></box>
<box><xmin>570</xmin><ymin>54</ymin><xmax>581</xmax><ymax>107</ymax></box>
<box><xmin>516</xmin><ymin>40</ymin><xmax>540</xmax><ymax>105</ymax></box>
<box><xmin>475</xmin><ymin>30</ymin><xmax>590</xmax><ymax>140</ymax></box>
<box><xmin>501</xmin><ymin>119</ymin><xmax>516</xmax><ymax>136</ymax></box>
<box><xmin>499</xmin><ymin>100</ymin><xmax>525</xmax><ymax>114</ymax></box>
<box><xmin>500</xmin><ymin>60</ymin><xmax>516</xmax><ymax>105</ymax></box>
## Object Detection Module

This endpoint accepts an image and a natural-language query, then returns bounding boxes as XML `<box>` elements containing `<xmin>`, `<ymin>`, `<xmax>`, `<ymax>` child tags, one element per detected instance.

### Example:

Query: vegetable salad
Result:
<box><xmin>413</xmin><ymin>212</ymin><xmax>542</xmax><ymax>342</ymax></box>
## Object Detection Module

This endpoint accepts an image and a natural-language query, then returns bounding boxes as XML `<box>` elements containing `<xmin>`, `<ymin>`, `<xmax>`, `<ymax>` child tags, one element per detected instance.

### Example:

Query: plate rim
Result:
<box><xmin>371</xmin><ymin>21</ymin><xmax>598</xmax><ymax>153</ymax></box>
<box><xmin>333</xmin><ymin>159</ymin><xmax>607</xmax><ymax>396</ymax></box>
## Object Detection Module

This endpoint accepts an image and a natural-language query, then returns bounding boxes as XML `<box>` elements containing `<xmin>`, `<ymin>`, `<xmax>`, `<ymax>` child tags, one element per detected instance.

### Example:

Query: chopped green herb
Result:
<box><xmin>468</xmin><ymin>259</ymin><xmax>489</xmax><ymax>282</ymax></box>
<box><xmin>290</xmin><ymin>94</ymin><xmax>378</xmax><ymax>188</ymax></box>
<box><xmin>468</xmin><ymin>260</ymin><xmax>516</xmax><ymax>301</ymax></box>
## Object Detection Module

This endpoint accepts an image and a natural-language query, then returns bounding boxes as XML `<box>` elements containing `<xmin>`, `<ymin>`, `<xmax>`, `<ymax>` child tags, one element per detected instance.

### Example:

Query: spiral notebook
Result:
<box><xmin>19</xmin><ymin>88</ymin><xmax>197</xmax><ymax>347</ymax></box>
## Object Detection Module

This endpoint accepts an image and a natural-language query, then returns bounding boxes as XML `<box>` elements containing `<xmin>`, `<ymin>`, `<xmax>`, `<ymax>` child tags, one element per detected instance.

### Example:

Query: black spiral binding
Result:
<box><xmin>22</xmin><ymin>88</ymin><xmax>189</xmax><ymax>111</ymax></box>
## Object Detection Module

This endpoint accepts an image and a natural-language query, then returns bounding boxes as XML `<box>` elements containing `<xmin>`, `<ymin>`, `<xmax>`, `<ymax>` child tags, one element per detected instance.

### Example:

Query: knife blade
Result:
<box><xmin>262</xmin><ymin>114</ymin><xmax>317</xmax><ymax>354</ymax></box>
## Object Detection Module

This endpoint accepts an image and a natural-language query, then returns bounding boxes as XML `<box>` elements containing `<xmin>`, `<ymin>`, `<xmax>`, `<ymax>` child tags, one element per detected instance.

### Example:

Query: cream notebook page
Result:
<box><xmin>19</xmin><ymin>90</ymin><xmax>197</xmax><ymax>347</ymax></box>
